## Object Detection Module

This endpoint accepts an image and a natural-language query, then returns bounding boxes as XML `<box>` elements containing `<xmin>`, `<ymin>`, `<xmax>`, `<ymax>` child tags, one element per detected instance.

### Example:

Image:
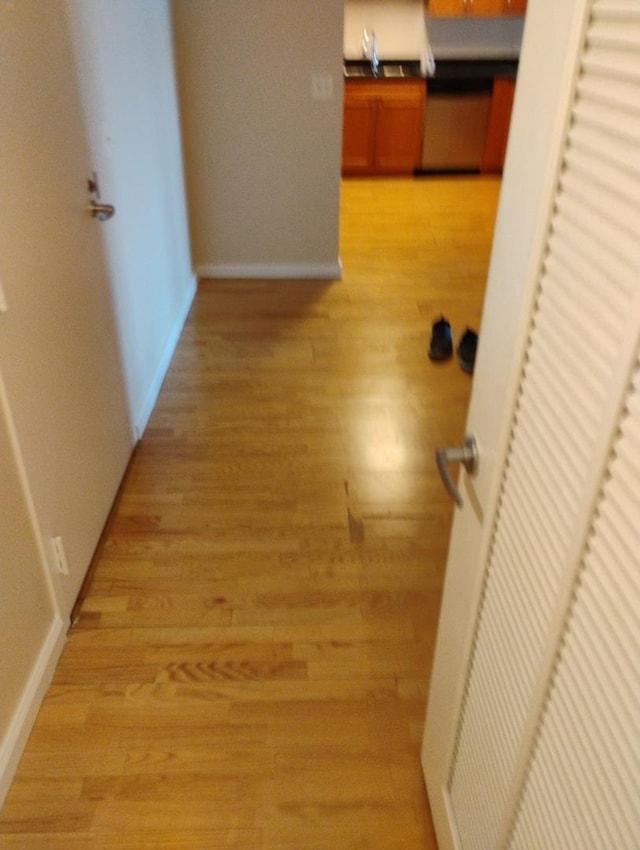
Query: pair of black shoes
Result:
<box><xmin>428</xmin><ymin>316</ymin><xmax>478</xmax><ymax>374</ymax></box>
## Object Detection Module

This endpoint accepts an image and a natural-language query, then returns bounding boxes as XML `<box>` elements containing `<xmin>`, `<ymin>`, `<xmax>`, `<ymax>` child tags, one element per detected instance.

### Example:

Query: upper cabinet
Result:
<box><xmin>426</xmin><ymin>0</ymin><xmax>526</xmax><ymax>16</ymax></box>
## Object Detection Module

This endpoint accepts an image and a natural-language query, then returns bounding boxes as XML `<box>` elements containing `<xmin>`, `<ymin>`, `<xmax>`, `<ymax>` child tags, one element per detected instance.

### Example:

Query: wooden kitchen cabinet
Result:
<box><xmin>482</xmin><ymin>76</ymin><xmax>516</xmax><ymax>172</ymax></box>
<box><xmin>426</xmin><ymin>0</ymin><xmax>526</xmax><ymax>15</ymax></box>
<box><xmin>342</xmin><ymin>87</ymin><xmax>376</xmax><ymax>173</ymax></box>
<box><xmin>426</xmin><ymin>0</ymin><xmax>468</xmax><ymax>14</ymax></box>
<box><xmin>342</xmin><ymin>80</ymin><xmax>425</xmax><ymax>175</ymax></box>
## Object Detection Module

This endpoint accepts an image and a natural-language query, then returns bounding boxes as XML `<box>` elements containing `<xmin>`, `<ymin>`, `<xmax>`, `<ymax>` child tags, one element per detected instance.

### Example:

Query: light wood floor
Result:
<box><xmin>0</xmin><ymin>176</ymin><xmax>500</xmax><ymax>848</ymax></box>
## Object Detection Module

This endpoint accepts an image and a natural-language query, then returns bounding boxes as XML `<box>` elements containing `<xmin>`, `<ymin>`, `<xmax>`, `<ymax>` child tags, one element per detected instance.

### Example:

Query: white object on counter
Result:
<box><xmin>422</xmin><ymin>42</ymin><xmax>436</xmax><ymax>77</ymax></box>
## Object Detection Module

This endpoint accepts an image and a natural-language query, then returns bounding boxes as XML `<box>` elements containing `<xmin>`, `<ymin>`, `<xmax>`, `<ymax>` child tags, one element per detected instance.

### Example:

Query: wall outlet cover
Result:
<box><xmin>51</xmin><ymin>536</ymin><xmax>69</xmax><ymax>575</ymax></box>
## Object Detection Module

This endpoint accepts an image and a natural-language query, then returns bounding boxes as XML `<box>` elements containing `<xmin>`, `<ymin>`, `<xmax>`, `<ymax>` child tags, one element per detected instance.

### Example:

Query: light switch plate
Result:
<box><xmin>0</xmin><ymin>274</ymin><xmax>7</xmax><ymax>313</ymax></box>
<box><xmin>311</xmin><ymin>73</ymin><xmax>334</xmax><ymax>101</ymax></box>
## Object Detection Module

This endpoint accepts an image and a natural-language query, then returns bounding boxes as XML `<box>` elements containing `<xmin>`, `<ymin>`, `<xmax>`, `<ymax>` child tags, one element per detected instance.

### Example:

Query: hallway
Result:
<box><xmin>0</xmin><ymin>176</ymin><xmax>501</xmax><ymax>848</ymax></box>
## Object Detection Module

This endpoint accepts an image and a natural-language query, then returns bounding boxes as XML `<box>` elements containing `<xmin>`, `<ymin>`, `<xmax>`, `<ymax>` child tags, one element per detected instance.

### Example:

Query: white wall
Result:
<box><xmin>344</xmin><ymin>0</ymin><xmax>429</xmax><ymax>60</ymax></box>
<box><xmin>172</xmin><ymin>0</ymin><xmax>344</xmax><ymax>279</ymax></box>
<box><xmin>67</xmin><ymin>0</ymin><xmax>196</xmax><ymax>437</ymax></box>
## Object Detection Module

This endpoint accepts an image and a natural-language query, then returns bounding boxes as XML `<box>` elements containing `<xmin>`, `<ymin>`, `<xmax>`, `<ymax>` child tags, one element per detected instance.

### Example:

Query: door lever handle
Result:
<box><xmin>87</xmin><ymin>202</ymin><xmax>115</xmax><ymax>222</ymax></box>
<box><xmin>435</xmin><ymin>435</ymin><xmax>478</xmax><ymax>508</ymax></box>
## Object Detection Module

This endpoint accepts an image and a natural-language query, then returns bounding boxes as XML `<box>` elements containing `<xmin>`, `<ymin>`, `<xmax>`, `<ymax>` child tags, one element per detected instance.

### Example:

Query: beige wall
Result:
<box><xmin>172</xmin><ymin>0</ymin><xmax>345</xmax><ymax>278</ymax></box>
<box><xmin>0</xmin><ymin>0</ymin><xmax>136</xmax><ymax>619</ymax></box>
<box><xmin>0</xmin><ymin>373</ymin><xmax>61</xmax><ymax>804</ymax></box>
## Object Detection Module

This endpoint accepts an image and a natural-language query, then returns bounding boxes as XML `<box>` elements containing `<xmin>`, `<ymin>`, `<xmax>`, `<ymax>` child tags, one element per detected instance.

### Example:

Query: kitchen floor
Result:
<box><xmin>0</xmin><ymin>175</ymin><xmax>501</xmax><ymax>849</ymax></box>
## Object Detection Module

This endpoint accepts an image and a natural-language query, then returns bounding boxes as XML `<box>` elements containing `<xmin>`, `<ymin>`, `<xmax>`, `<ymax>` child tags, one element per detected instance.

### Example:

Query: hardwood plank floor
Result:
<box><xmin>0</xmin><ymin>176</ymin><xmax>500</xmax><ymax>848</ymax></box>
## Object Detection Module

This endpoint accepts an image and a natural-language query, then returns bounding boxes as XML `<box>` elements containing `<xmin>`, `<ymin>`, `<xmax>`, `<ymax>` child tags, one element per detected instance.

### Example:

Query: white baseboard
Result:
<box><xmin>196</xmin><ymin>261</ymin><xmax>343</xmax><ymax>281</ymax></box>
<box><xmin>133</xmin><ymin>274</ymin><xmax>197</xmax><ymax>441</ymax></box>
<box><xmin>0</xmin><ymin>616</ymin><xmax>67</xmax><ymax>807</ymax></box>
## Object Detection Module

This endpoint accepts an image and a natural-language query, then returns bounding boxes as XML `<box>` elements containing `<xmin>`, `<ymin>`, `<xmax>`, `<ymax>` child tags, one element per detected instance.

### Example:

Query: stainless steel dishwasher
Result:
<box><xmin>421</xmin><ymin>62</ymin><xmax>496</xmax><ymax>171</ymax></box>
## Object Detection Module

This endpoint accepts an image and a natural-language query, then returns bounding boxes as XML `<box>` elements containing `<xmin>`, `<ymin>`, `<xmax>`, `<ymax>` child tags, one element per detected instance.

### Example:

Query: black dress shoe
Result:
<box><xmin>457</xmin><ymin>329</ymin><xmax>478</xmax><ymax>374</ymax></box>
<box><xmin>429</xmin><ymin>316</ymin><xmax>453</xmax><ymax>361</ymax></box>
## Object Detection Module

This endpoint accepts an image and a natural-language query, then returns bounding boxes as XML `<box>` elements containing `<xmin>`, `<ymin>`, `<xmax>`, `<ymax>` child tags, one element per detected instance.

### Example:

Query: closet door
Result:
<box><xmin>422</xmin><ymin>1</ymin><xmax>640</xmax><ymax>847</ymax></box>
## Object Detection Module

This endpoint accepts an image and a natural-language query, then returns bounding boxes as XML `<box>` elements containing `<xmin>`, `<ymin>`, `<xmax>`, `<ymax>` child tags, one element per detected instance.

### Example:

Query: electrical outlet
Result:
<box><xmin>51</xmin><ymin>536</ymin><xmax>69</xmax><ymax>575</ymax></box>
<box><xmin>311</xmin><ymin>73</ymin><xmax>334</xmax><ymax>101</ymax></box>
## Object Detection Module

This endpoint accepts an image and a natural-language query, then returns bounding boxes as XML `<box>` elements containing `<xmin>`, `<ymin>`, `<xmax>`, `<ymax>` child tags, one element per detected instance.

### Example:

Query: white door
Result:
<box><xmin>66</xmin><ymin>0</ymin><xmax>196</xmax><ymax>439</ymax></box>
<box><xmin>0</xmin><ymin>2</ymin><xmax>133</xmax><ymax>617</ymax></box>
<box><xmin>423</xmin><ymin>1</ymin><xmax>640</xmax><ymax>848</ymax></box>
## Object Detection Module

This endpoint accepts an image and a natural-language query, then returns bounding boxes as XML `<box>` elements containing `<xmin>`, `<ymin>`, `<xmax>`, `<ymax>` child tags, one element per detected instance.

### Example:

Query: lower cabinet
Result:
<box><xmin>342</xmin><ymin>80</ymin><xmax>426</xmax><ymax>176</ymax></box>
<box><xmin>342</xmin><ymin>74</ymin><xmax>516</xmax><ymax>177</ymax></box>
<box><xmin>482</xmin><ymin>76</ymin><xmax>516</xmax><ymax>173</ymax></box>
<box><xmin>426</xmin><ymin>0</ymin><xmax>526</xmax><ymax>15</ymax></box>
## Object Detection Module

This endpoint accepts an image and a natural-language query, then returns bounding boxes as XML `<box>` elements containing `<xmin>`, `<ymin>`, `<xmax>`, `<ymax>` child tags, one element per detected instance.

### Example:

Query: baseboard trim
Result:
<box><xmin>0</xmin><ymin>616</ymin><xmax>67</xmax><ymax>807</ymax></box>
<box><xmin>133</xmin><ymin>274</ymin><xmax>197</xmax><ymax>441</ymax></box>
<box><xmin>196</xmin><ymin>261</ymin><xmax>343</xmax><ymax>281</ymax></box>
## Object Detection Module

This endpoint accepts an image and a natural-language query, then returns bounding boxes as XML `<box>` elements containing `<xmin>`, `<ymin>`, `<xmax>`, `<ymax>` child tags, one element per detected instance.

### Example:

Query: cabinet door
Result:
<box><xmin>482</xmin><ymin>77</ymin><xmax>516</xmax><ymax>173</ymax></box>
<box><xmin>375</xmin><ymin>87</ymin><xmax>425</xmax><ymax>174</ymax></box>
<box><xmin>343</xmin><ymin>81</ymin><xmax>425</xmax><ymax>176</ymax></box>
<box><xmin>504</xmin><ymin>0</ymin><xmax>527</xmax><ymax>12</ymax></box>
<box><xmin>427</xmin><ymin>0</ymin><xmax>526</xmax><ymax>14</ymax></box>
<box><xmin>468</xmin><ymin>0</ymin><xmax>512</xmax><ymax>15</ymax></box>
<box><xmin>470</xmin><ymin>0</ymin><xmax>503</xmax><ymax>14</ymax></box>
<box><xmin>342</xmin><ymin>86</ymin><xmax>376</xmax><ymax>175</ymax></box>
<box><xmin>426</xmin><ymin>0</ymin><xmax>466</xmax><ymax>15</ymax></box>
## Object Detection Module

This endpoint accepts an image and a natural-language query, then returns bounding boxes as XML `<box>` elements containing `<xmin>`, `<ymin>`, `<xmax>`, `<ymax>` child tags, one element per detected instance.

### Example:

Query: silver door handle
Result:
<box><xmin>87</xmin><ymin>202</ymin><xmax>115</xmax><ymax>221</ymax></box>
<box><xmin>435</xmin><ymin>435</ymin><xmax>478</xmax><ymax>507</ymax></box>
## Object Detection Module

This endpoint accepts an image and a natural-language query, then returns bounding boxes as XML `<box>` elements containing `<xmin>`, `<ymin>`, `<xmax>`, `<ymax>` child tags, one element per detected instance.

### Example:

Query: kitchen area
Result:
<box><xmin>342</xmin><ymin>0</ymin><xmax>526</xmax><ymax>175</ymax></box>
<box><xmin>171</xmin><ymin>0</ymin><xmax>522</xmax><ymax>281</ymax></box>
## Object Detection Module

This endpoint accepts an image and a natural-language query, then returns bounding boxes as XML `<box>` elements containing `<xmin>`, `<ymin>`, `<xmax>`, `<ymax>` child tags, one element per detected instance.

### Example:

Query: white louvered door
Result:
<box><xmin>422</xmin><ymin>1</ymin><xmax>640</xmax><ymax>848</ymax></box>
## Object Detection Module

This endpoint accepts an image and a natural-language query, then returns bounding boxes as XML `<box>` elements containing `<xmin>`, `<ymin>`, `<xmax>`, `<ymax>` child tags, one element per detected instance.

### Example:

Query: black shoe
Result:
<box><xmin>457</xmin><ymin>329</ymin><xmax>478</xmax><ymax>374</ymax></box>
<box><xmin>429</xmin><ymin>316</ymin><xmax>453</xmax><ymax>361</ymax></box>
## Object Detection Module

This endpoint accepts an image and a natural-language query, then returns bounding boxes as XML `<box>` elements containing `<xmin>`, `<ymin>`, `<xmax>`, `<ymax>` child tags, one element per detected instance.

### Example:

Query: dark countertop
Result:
<box><xmin>431</xmin><ymin>58</ymin><xmax>518</xmax><ymax>79</ymax></box>
<box><xmin>343</xmin><ymin>59</ymin><xmax>425</xmax><ymax>80</ymax></box>
<box><xmin>343</xmin><ymin>57</ymin><xmax>518</xmax><ymax>83</ymax></box>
